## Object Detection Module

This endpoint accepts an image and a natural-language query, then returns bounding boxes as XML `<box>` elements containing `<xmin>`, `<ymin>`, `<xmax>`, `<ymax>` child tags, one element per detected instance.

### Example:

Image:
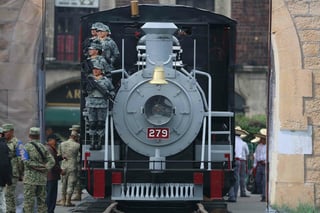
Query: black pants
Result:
<box><xmin>46</xmin><ymin>180</ymin><xmax>58</xmax><ymax>213</ymax></box>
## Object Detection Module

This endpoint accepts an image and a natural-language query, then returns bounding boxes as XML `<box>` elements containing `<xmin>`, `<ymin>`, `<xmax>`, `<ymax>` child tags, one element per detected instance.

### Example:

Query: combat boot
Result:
<box><xmin>56</xmin><ymin>195</ymin><xmax>66</xmax><ymax>206</ymax></box>
<box><xmin>71</xmin><ymin>192</ymin><xmax>81</xmax><ymax>201</ymax></box>
<box><xmin>65</xmin><ymin>194</ymin><xmax>75</xmax><ymax>207</ymax></box>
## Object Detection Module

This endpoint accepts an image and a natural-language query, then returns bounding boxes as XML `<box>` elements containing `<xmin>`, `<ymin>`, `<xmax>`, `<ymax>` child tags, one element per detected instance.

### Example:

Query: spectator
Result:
<box><xmin>253</xmin><ymin>128</ymin><xmax>267</xmax><ymax>202</ymax></box>
<box><xmin>46</xmin><ymin>135</ymin><xmax>64</xmax><ymax>213</ymax></box>
<box><xmin>0</xmin><ymin>127</ymin><xmax>12</xmax><ymax>213</ymax></box>
<box><xmin>2</xmin><ymin>123</ymin><xmax>24</xmax><ymax>213</ymax></box>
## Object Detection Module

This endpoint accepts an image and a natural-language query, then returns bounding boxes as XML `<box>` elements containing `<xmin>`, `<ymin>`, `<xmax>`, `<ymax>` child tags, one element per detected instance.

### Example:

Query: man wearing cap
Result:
<box><xmin>253</xmin><ymin>128</ymin><xmax>267</xmax><ymax>202</ymax></box>
<box><xmin>85</xmin><ymin>42</ymin><xmax>112</xmax><ymax>78</ymax></box>
<box><xmin>227</xmin><ymin>126</ymin><xmax>249</xmax><ymax>202</ymax></box>
<box><xmin>57</xmin><ymin>130</ymin><xmax>80</xmax><ymax>207</ymax></box>
<box><xmin>96</xmin><ymin>24</ymin><xmax>120</xmax><ymax>70</ymax></box>
<box><xmin>85</xmin><ymin>60</ymin><xmax>115</xmax><ymax>150</ymax></box>
<box><xmin>2</xmin><ymin>123</ymin><xmax>23</xmax><ymax>213</ymax></box>
<box><xmin>68</xmin><ymin>125</ymin><xmax>82</xmax><ymax>201</ymax></box>
<box><xmin>0</xmin><ymin>127</ymin><xmax>12</xmax><ymax>213</ymax></box>
<box><xmin>46</xmin><ymin>134</ymin><xmax>64</xmax><ymax>213</ymax></box>
<box><xmin>22</xmin><ymin>127</ymin><xmax>55</xmax><ymax>213</ymax></box>
<box><xmin>82</xmin><ymin>22</ymin><xmax>102</xmax><ymax>57</ymax></box>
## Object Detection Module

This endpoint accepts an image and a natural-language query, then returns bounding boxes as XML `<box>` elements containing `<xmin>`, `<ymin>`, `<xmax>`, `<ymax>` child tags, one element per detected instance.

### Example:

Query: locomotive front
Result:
<box><xmin>80</xmin><ymin>5</ymin><xmax>237</xmax><ymax>211</ymax></box>
<box><xmin>113</xmin><ymin>22</ymin><xmax>204</xmax><ymax>162</ymax></box>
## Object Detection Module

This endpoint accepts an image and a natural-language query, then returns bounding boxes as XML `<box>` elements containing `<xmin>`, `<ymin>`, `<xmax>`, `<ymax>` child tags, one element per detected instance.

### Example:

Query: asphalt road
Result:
<box><xmin>15</xmin><ymin>181</ymin><xmax>267</xmax><ymax>213</ymax></box>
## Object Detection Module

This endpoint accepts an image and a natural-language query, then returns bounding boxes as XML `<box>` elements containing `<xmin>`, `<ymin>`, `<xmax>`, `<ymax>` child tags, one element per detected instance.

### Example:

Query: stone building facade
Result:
<box><xmin>270</xmin><ymin>0</ymin><xmax>320</xmax><ymax>208</ymax></box>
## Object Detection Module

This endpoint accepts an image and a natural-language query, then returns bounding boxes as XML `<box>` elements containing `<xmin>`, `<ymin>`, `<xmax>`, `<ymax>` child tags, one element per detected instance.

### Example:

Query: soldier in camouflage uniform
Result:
<box><xmin>84</xmin><ymin>42</ymin><xmax>112</xmax><ymax>79</ymax></box>
<box><xmin>82</xmin><ymin>22</ymin><xmax>102</xmax><ymax>58</ymax></box>
<box><xmin>2</xmin><ymin>124</ymin><xmax>24</xmax><ymax>213</ymax></box>
<box><xmin>22</xmin><ymin>127</ymin><xmax>55</xmax><ymax>213</ymax></box>
<box><xmin>68</xmin><ymin>125</ymin><xmax>83</xmax><ymax>201</ymax></box>
<box><xmin>57</xmin><ymin>131</ymin><xmax>80</xmax><ymax>207</ymax></box>
<box><xmin>85</xmin><ymin>60</ymin><xmax>115</xmax><ymax>150</ymax></box>
<box><xmin>96</xmin><ymin>24</ymin><xmax>120</xmax><ymax>70</ymax></box>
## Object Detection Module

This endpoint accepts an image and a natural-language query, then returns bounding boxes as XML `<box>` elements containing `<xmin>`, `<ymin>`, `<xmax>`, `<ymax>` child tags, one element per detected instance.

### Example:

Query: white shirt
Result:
<box><xmin>234</xmin><ymin>136</ymin><xmax>249</xmax><ymax>160</ymax></box>
<box><xmin>253</xmin><ymin>143</ymin><xmax>266</xmax><ymax>167</ymax></box>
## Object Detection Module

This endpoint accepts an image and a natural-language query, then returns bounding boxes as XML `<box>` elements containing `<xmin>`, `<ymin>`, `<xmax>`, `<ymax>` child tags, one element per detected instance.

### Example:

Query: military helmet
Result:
<box><xmin>92</xmin><ymin>22</ymin><xmax>103</xmax><ymax>30</ymax></box>
<box><xmin>97</xmin><ymin>24</ymin><xmax>110</xmax><ymax>32</ymax></box>
<box><xmin>92</xmin><ymin>60</ymin><xmax>103</xmax><ymax>70</ymax></box>
<box><xmin>88</xmin><ymin>42</ymin><xmax>102</xmax><ymax>50</ymax></box>
<box><xmin>2</xmin><ymin>123</ymin><xmax>14</xmax><ymax>132</ymax></box>
<box><xmin>29</xmin><ymin>127</ymin><xmax>40</xmax><ymax>135</ymax></box>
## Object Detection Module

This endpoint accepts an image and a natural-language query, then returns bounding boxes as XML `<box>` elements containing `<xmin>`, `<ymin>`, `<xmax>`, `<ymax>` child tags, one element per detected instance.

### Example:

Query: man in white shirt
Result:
<box><xmin>227</xmin><ymin>126</ymin><xmax>249</xmax><ymax>202</ymax></box>
<box><xmin>253</xmin><ymin>128</ymin><xmax>267</xmax><ymax>202</ymax></box>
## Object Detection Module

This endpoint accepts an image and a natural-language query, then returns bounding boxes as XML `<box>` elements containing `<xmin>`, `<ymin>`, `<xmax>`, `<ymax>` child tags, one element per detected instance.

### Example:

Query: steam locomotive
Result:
<box><xmin>80</xmin><ymin>4</ymin><xmax>237</xmax><ymax>212</ymax></box>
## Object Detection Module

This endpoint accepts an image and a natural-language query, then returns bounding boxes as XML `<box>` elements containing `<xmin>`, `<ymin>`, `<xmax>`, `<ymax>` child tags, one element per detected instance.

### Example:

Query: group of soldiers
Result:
<box><xmin>82</xmin><ymin>22</ymin><xmax>119</xmax><ymax>150</ymax></box>
<box><xmin>0</xmin><ymin>123</ymin><xmax>82</xmax><ymax>213</ymax></box>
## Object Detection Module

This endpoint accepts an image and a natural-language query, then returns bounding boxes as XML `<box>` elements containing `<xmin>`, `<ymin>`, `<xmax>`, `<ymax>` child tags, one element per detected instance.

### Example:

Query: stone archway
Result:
<box><xmin>270</xmin><ymin>0</ymin><xmax>313</xmax><ymax>208</ymax></box>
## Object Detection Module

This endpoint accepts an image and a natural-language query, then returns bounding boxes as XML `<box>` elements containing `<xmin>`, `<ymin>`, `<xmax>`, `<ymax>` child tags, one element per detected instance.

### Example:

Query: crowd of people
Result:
<box><xmin>0</xmin><ymin>124</ymin><xmax>81</xmax><ymax>213</ymax></box>
<box><xmin>227</xmin><ymin>126</ymin><xmax>267</xmax><ymax>203</ymax></box>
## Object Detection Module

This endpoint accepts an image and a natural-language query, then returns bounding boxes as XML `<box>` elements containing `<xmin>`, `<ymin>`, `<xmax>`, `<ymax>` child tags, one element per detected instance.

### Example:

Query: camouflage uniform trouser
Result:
<box><xmin>5</xmin><ymin>177</ymin><xmax>18</xmax><ymax>213</ymax></box>
<box><xmin>74</xmin><ymin>167</ymin><xmax>81</xmax><ymax>194</ymax></box>
<box><xmin>61</xmin><ymin>170</ymin><xmax>78</xmax><ymax>196</ymax></box>
<box><xmin>0</xmin><ymin>187</ymin><xmax>6</xmax><ymax>213</ymax></box>
<box><xmin>23</xmin><ymin>184</ymin><xmax>47</xmax><ymax>213</ymax></box>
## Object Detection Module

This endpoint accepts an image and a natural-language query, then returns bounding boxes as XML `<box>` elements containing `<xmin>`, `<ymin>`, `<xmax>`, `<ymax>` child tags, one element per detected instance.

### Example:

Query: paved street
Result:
<box><xmin>16</xmin><ymin>181</ymin><xmax>268</xmax><ymax>212</ymax></box>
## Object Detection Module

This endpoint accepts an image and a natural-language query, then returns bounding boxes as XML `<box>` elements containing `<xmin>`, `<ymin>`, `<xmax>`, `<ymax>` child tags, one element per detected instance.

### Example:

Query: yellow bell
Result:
<box><xmin>149</xmin><ymin>66</ymin><xmax>168</xmax><ymax>85</ymax></box>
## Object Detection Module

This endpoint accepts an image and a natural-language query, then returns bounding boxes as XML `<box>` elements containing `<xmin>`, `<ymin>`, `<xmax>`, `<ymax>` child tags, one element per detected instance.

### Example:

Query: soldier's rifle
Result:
<box><xmin>86</xmin><ymin>75</ymin><xmax>115</xmax><ymax>104</ymax></box>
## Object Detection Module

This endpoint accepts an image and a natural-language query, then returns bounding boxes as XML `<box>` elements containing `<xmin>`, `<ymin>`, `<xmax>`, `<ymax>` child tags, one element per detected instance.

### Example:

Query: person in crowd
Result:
<box><xmin>253</xmin><ymin>128</ymin><xmax>267</xmax><ymax>202</ymax></box>
<box><xmin>22</xmin><ymin>127</ymin><xmax>55</xmax><ymax>213</ymax></box>
<box><xmin>227</xmin><ymin>126</ymin><xmax>249</xmax><ymax>202</ymax></box>
<box><xmin>85</xmin><ymin>60</ymin><xmax>115</xmax><ymax>150</ymax></box>
<box><xmin>0</xmin><ymin>127</ymin><xmax>12</xmax><ymax>213</ymax></box>
<box><xmin>68</xmin><ymin>125</ymin><xmax>82</xmax><ymax>201</ymax></box>
<box><xmin>56</xmin><ymin>130</ymin><xmax>80</xmax><ymax>207</ymax></box>
<box><xmin>46</xmin><ymin>134</ymin><xmax>64</xmax><ymax>213</ymax></box>
<box><xmin>238</xmin><ymin>128</ymin><xmax>250</xmax><ymax>197</ymax></box>
<box><xmin>2</xmin><ymin>123</ymin><xmax>24</xmax><ymax>213</ymax></box>
<box><xmin>96</xmin><ymin>24</ymin><xmax>120</xmax><ymax>70</ymax></box>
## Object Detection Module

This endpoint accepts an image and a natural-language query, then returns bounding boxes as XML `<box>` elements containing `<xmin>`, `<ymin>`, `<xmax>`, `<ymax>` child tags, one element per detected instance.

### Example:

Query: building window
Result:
<box><xmin>54</xmin><ymin>7</ymin><xmax>98</xmax><ymax>62</ymax></box>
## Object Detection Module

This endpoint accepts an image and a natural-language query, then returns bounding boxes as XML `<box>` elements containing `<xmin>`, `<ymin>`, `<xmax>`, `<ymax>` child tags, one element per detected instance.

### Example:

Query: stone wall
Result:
<box><xmin>270</xmin><ymin>0</ymin><xmax>319</xmax><ymax>208</ymax></box>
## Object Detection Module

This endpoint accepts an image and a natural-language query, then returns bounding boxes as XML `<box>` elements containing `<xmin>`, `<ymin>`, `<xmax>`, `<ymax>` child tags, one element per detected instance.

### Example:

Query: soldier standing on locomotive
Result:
<box><xmin>96</xmin><ymin>24</ymin><xmax>120</xmax><ymax>70</ymax></box>
<box><xmin>85</xmin><ymin>60</ymin><xmax>115</xmax><ymax>150</ymax></box>
<box><xmin>82</xmin><ymin>22</ymin><xmax>102</xmax><ymax>58</ymax></box>
<box><xmin>84</xmin><ymin>42</ymin><xmax>112</xmax><ymax>79</ymax></box>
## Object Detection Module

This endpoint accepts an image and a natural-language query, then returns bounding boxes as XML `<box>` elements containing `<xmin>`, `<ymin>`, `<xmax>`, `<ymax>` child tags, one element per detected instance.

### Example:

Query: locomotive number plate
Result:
<box><xmin>147</xmin><ymin>128</ymin><xmax>169</xmax><ymax>139</ymax></box>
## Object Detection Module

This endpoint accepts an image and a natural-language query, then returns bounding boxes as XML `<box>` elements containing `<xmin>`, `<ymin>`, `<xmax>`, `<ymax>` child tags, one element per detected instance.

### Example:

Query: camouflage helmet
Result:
<box><xmin>97</xmin><ymin>24</ymin><xmax>110</xmax><ymax>32</ymax></box>
<box><xmin>92</xmin><ymin>60</ymin><xmax>103</xmax><ymax>70</ymax></box>
<box><xmin>29</xmin><ymin>127</ymin><xmax>40</xmax><ymax>135</ymax></box>
<box><xmin>88</xmin><ymin>42</ymin><xmax>102</xmax><ymax>50</ymax></box>
<box><xmin>2</xmin><ymin>123</ymin><xmax>14</xmax><ymax>132</ymax></box>
<box><xmin>91</xmin><ymin>22</ymin><xmax>103</xmax><ymax>30</ymax></box>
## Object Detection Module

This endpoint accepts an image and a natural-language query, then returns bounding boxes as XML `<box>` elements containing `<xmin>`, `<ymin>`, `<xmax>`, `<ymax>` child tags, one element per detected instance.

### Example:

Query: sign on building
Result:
<box><xmin>55</xmin><ymin>0</ymin><xmax>99</xmax><ymax>8</ymax></box>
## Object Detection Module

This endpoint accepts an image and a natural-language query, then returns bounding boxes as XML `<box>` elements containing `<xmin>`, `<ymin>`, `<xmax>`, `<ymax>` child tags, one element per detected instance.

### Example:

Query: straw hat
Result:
<box><xmin>251</xmin><ymin>136</ymin><xmax>261</xmax><ymax>143</ymax></box>
<box><xmin>235</xmin><ymin>126</ymin><xmax>249</xmax><ymax>138</ymax></box>
<box><xmin>255</xmin><ymin>128</ymin><xmax>267</xmax><ymax>139</ymax></box>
